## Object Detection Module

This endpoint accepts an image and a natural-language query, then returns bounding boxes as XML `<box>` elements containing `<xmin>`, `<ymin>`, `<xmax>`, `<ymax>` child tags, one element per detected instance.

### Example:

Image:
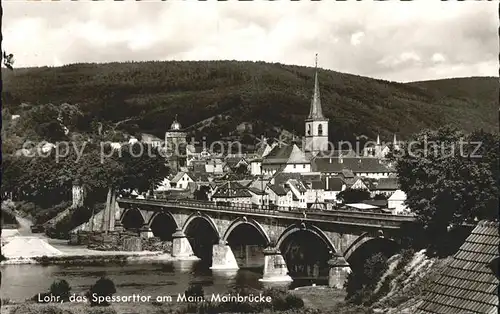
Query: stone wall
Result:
<box><xmin>73</xmin><ymin>230</ymin><xmax>172</xmax><ymax>253</ymax></box>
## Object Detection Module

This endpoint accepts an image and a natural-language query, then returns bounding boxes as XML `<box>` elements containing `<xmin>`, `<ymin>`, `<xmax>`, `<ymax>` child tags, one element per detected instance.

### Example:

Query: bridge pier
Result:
<box><xmin>259</xmin><ymin>247</ymin><xmax>293</xmax><ymax>283</ymax></box>
<box><xmin>114</xmin><ymin>220</ymin><xmax>124</xmax><ymax>232</ymax></box>
<box><xmin>172</xmin><ymin>229</ymin><xmax>194</xmax><ymax>258</ymax></box>
<box><xmin>140</xmin><ymin>226</ymin><xmax>154</xmax><ymax>239</ymax></box>
<box><xmin>327</xmin><ymin>252</ymin><xmax>351</xmax><ymax>289</ymax></box>
<box><xmin>210</xmin><ymin>240</ymin><xmax>239</xmax><ymax>270</ymax></box>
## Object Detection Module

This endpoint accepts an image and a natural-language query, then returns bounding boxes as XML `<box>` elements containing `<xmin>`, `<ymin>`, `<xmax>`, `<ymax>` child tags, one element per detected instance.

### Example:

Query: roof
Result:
<box><xmin>248</xmin><ymin>187</ymin><xmax>267</xmax><ymax>195</ymax></box>
<box><xmin>190</xmin><ymin>172</ymin><xmax>210</xmax><ymax>182</ymax></box>
<box><xmin>141</xmin><ymin>133</ymin><xmax>162</xmax><ymax>142</ymax></box>
<box><xmin>388</xmin><ymin>189</ymin><xmax>407</xmax><ymax>201</ymax></box>
<box><xmin>313</xmin><ymin>157</ymin><xmax>394</xmax><ymax>173</ymax></box>
<box><xmin>343</xmin><ymin>177</ymin><xmax>366</xmax><ymax>188</ymax></box>
<box><xmin>310</xmin><ymin>180</ymin><xmax>324</xmax><ymax>190</ymax></box>
<box><xmin>248</xmin><ymin>178</ymin><xmax>272</xmax><ymax>191</ymax></box>
<box><xmin>225</xmin><ymin>156</ymin><xmax>248</xmax><ymax>168</ymax></box>
<box><xmin>360</xmin><ymin>199</ymin><xmax>387</xmax><ymax>208</ymax></box>
<box><xmin>306</xmin><ymin>69</ymin><xmax>326</xmax><ymax>121</ymax></box>
<box><xmin>287</xmin><ymin>179</ymin><xmax>307</xmax><ymax>193</ymax></box>
<box><xmin>345</xmin><ymin>203</ymin><xmax>379</xmax><ymax>210</ymax></box>
<box><xmin>262</xmin><ymin>145</ymin><xmax>294</xmax><ymax>165</ymax></box>
<box><xmin>418</xmin><ymin>221</ymin><xmax>500</xmax><ymax>314</ymax></box>
<box><xmin>212</xmin><ymin>181</ymin><xmax>252</xmax><ymax>198</ymax></box>
<box><xmin>326</xmin><ymin>177</ymin><xmax>345</xmax><ymax>191</ymax></box>
<box><xmin>171</xmin><ymin>172</ymin><xmax>190</xmax><ymax>183</ymax></box>
<box><xmin>273</xmin><ymin>172</ymin><xmax>303</xmax><ymax>185</ymax></box>
<box><xmin>192</xmin><ymin>162</ymin><xmax>207</xmax><ymax>173</ymax></box>
<box><xmin>286</xmin><ymin>144</ymin><xmax>310</xmax><ymax>164</ymax></box>
<box><xmin>236</xmin><ymin>179</ymin><xmax>253</xmax><ymax>187</ymax></box>
<box><xmin>376</xmin><ymin>177</ymin><xmax>399</xmax><ymax>190</ymax></box>
<box><xmin>341</xmin><ymin>169</ymin><xmax>354</xmax><ymax>178</ymax></box>
<box><xmin>268</xmin><ymin>184</ymin><xmax>288</xmax><ymax>196</ymax></box>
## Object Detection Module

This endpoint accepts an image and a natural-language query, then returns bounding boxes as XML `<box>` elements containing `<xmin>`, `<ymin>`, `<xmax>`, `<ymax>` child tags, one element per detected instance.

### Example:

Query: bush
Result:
<box><xmin>49</xmin><ymin>279</ymin><xmax>71</xmax><ymax>301</ymax></box>
<box><xmin>87</xmin><ymin>277</ymin><xmax>116</xmax><ymax>306</ymax></box>
<box><xmin>84</xmin><ymin>308</ymin><xmax>117</xmax><ymax>314</ymax></box>
<box><xmin>263</xmin><ymin>288</ymin><xmax>305</xmax><ymax>312</ymax></box>
<box><xmin>284</xmin><ymin>294</ymin><xmax>304</xmax><ymax>309</ymax></box>
<box><xmin>174</xmin><ymin>287</ymin><xmax>305</xmax><ymax>313</ymax></box>
<box><xmin>40</xmin><ymin>255</ymin><xmax>51</xmax><ymax>266</ymax></box>
<box><xmin>11</xmin><ymin>304</ymin><xmax>71</xmax><ymax>314</ymax></box>
<box><xmin>345</xmin><ymin>253</ymin><xmax>389</xmax><ymax>305</ymax></box>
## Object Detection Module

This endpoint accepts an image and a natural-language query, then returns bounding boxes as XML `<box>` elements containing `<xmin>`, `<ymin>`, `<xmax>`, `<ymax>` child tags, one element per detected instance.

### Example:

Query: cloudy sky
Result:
<box><xmin>2</xmin><ymin>1</ymin><xmax>498</xmax><ymax>82</ymax></box>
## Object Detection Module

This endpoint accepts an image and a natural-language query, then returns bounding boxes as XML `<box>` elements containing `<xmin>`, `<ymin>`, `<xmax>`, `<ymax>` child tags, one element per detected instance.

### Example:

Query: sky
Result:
<box><xmin>2</xmin><ymin>1</ymin><xmax>498</xmax><ymax>82</ymax></box>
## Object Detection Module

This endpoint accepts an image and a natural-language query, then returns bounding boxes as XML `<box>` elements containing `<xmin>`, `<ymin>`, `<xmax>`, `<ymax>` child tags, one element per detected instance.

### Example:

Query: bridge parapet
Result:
<box><xmin>116</xmin><ymin>198</ymin><xmax>415</xmax><ymax>230</ymax></box>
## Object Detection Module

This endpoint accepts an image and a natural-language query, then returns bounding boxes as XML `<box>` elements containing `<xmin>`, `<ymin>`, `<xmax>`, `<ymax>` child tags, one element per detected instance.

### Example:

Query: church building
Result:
<box><xmin>304</xmin><ymin>54</ymin><xmax>329</xmax><ymax>154</ymax></box>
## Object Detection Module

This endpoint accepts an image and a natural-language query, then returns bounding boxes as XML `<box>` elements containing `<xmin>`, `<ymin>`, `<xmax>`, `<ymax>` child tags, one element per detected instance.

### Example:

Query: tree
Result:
<box><xmin>337</xmin><ymin>188</ymin><xmax>371</xmax><ymax>204</ymax></box>
<box><xmin>235</xmin><ymin>163</ymin><xmax>249</xmax><ymax>175</ymax></box>
<box><xmin>389</xmin><ymin>126</ymin><xmax>499</xmax><ymax>236</ymax></box>
<box><xmin>373</xmin><ymin>193</ymin><xmax>388</xmax><ymax>200</ymax></box>
<box><xmin>345</xmin><ymin>252</ymin><xmax>388</xmax><ymax>305</ymax></box>
<box><xmin>2</xmin><ymin>51</ymin><xmax>14</xmax><ymax>70</ymax></box>
<box><xmin>194</xmin><ymin>185</ymin><xmax>210</xmax><ymax>201</ymax></box>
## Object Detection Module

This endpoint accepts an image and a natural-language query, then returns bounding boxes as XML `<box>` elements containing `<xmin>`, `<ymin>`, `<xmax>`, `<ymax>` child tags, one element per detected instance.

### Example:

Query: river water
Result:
<box><xmin>1</xmin><ymin>255</ymin><xmax>327</xmax><ymax>301</ymax></box>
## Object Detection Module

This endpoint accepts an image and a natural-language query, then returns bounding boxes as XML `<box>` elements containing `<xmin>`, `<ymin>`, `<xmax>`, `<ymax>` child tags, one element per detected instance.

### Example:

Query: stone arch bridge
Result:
<box><xmin>113</xmin><ymin>198</ymin><xmax>415</xmax><ymax>288</ymax></box>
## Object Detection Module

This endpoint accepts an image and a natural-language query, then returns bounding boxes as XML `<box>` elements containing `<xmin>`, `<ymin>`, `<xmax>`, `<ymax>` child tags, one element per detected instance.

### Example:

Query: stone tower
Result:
<box><xmin>304</xmin><ymin>54</ymin><xmax>329</xmax><ymax>153</ymax></box>
<box><xmin>165</xmin><ymin>116</ymin><xmax>187</xmax><ymax>172</ymax></box>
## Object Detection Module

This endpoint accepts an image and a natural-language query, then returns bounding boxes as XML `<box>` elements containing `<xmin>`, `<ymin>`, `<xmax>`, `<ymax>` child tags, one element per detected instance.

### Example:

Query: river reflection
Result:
<box><xmin>1</xmin><ymin>259</ymin><xmax>328</xmax><ymax>301</ymax></box>
<box><xmin>1</xmin><ymin>260</ymin><xmax>262</xmax><ymax>301</ymax></box>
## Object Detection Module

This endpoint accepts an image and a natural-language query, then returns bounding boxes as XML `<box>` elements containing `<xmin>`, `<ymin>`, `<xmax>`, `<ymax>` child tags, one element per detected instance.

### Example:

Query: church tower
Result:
<box><xmin>304</xmin><ymin>54</ymin><xmax>329</xmax><ymax>153</ymax></box>
<box><xmin>165</xmin><ymin>115</ymin><xmax>187</xmax><ymax>173</ymax></box>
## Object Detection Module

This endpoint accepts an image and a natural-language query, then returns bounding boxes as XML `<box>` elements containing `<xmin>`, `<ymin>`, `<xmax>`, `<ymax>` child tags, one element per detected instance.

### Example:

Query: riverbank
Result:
<box><xmin>1</xmin><ymin>234</ymin><xmax>199</xmax><ymax>265</ymax></box>
<box><xmin>1</xmin><ymin>251</ymin><xmax>199</xmax><ymax>265</ymax></box>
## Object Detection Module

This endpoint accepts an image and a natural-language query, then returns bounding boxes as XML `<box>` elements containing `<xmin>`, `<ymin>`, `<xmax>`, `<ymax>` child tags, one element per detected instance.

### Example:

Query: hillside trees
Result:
<box><xmin>390</xmin><ymin>126</ymin><xmax>499</xmax><ymax>236</ymax></box>
<box><xmin>1</xmin><ymin>139</ymin><xmax>170</xmax><ymax>227</ymax></box>
<box><xmin>2</xmin><ymin>62</ymin><xmax>497</xmax><ymax>144</ymax></box>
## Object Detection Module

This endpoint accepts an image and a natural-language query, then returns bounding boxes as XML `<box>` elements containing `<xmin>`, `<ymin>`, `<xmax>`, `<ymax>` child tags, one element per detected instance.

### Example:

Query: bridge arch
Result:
<box><xmin>222</xmin><ymin>217</ymin><xmax>271</xmax><ymax>246</ymax></box>
<box><xmin>276</xmin><ymin>223</ymin><xmax>337</xmax><ymax>253</ymax></box>
<box><xmin>344</xmin><ymin>232</ymin><xmax>373</xmax><ymax>260</ymax></box>
<box><xmin>182</xmin><ymin>212</ymin><xmax>220</xmax><ymax>264</ymax></box>
<box><xmin>277</xmin><ymin>223</ymin><xmax>338</xmax><ymax>281</ymax></box>
<box><xmin>182</xmin><ymin>212</ymin><xmax>220</xmax><ymax>239</ymax></box>
<box><xmin>147</xmin><ymin>211</ymin><xmax>179</xmax><ymax>229</ymax></box>
<box><xmin>345</xmin><ymin>234</ymin><xmax>400</xmax><ymax>274</ymax></box>
<box><xmin>148</xmin><ymin>211</ymin><xmax>179</xmax><ymax>241</ymax></box>
<box><xmin>120</xmin><ymin>208</ymin><xmax>146</xmax><ymax>230</ymax></box>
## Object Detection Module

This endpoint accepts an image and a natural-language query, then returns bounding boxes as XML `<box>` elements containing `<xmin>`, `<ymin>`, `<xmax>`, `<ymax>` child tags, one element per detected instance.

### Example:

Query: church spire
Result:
<box><xmin>308</xmin><ymin>53</ymin><xmax>325</xmax><ymax>120</ymax></box>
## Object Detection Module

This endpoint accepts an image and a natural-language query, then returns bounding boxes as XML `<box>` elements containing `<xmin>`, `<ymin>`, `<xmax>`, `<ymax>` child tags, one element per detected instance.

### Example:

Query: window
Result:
<box><xmin>318</xmin><ymin>124</ymin><xmax>323</xmax><ymax>136</ymax></box>
<box><xmin>307</xmin><ymin>124</ymin><xmax>311</xmax><ymax>135</ymax></box>
<box><xmin>293</xmin><ymin>164</ymin><xmax>296</xmax><ymax>168</ymax></box>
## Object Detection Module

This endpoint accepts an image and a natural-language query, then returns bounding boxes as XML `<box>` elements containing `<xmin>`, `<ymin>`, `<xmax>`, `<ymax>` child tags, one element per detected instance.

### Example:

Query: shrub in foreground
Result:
<box><xmin>49</xmin><ymin>280</ymin><xmax>71</xmax><ymax>302</ymax></box>
<box><xmin>87</xmin><ymin>277</ymin><xmax>116</xmax><ymax>306</ymax></box>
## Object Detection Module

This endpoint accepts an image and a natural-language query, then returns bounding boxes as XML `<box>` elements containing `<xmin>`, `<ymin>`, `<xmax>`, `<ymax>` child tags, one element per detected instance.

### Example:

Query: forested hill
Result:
<box><xmin>2</xmin><ymin>61</ymin><xmax>497</xmax><ymax>143</ymax></box>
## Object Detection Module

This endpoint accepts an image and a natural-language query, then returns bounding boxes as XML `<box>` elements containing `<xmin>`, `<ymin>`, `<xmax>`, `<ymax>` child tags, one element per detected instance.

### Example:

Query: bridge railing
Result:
<box><xmin>176</xmin><ymin>199</ymin><xmax>282</xmax><ymax>215</ymax></box>
<box><xmin>117</xmin><ymin>198</ymin><xmax>415</xmax><ymax>227</ymax></box>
